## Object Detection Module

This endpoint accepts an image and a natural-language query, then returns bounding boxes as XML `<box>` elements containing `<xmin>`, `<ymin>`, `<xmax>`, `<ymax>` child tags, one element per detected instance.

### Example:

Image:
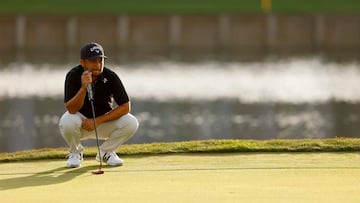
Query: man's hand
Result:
<box><xmin>81</xmin><ymin>118</ymin><xmax>95</xmax><ymax>131</ymax></box>
<box><xmin>82</xmin><ymin>69</ymin><xmax>92</xmax><ymax>88</ymax></box>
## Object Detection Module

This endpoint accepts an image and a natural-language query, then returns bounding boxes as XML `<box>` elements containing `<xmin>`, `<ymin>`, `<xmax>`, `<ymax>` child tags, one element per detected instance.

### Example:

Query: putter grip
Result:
<box><xmin>87</xmin><ymin>84</ymin><xmax>93</xmax><ymax>101</ymax></box>
<box><xmin>84</xmin><ymin>68</ymin><xmax>94</xmax><ymax>101</ymax></box>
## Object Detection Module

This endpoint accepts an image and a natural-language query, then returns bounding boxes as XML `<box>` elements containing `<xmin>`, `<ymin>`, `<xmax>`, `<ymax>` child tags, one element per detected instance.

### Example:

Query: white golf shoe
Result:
<box><xmin>66</xmin><ymin>152</ymin><xmax>83</xmax><ymax>168</ymax></box>
<box><xmin>96</xmin><ymin>151</ymin><xmax>123</xmax><ymax>166</ymax></box>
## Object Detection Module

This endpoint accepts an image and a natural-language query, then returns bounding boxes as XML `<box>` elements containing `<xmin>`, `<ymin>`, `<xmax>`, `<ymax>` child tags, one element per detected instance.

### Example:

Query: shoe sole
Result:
<box><xmin>108</xmin><ymin>163</ymin><xmax>123</xmax><ymax>167</ymax></box>
<box><xmin>95</xmin><ymin>155</ymin><xmax>123</xmax><ymax>166</ymax></box>
<box><xmin>67</xmin><ymin>164</ymin><xmax>81</xmax><ymax>168</ymax></box>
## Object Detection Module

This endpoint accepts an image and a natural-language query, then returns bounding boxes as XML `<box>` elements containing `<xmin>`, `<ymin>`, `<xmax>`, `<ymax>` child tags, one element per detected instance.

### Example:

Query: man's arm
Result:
<box><xmin>81</xmin><ymin>101</ymin><xmax>131</xmax><ymax>131</ymax></box>
<box><xmin>65</xmin><ymin>86</ymin><xmax>87</xmax><ymax>114</ymax></box>
<box><xmin>97</xmin><ymin>101</ymin><xmax>130</xmax><ymax>125</ymax></box>
<box><xmin>65</xmin><ymin>70</ymin><xmax>92</xmax><ymax>114</ymax></box>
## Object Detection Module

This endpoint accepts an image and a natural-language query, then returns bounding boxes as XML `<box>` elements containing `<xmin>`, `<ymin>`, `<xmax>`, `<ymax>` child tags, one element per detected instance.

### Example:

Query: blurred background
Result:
<box><xmin>0</xmin><ymin>0</ymin><xmax>360</xmax><ymax>152</ymax></box>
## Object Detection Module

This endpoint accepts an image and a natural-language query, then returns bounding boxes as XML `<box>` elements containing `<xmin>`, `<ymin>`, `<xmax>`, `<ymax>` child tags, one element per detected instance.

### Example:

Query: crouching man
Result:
<box><xmin>59</xmin><ymin>42</ymin><xmax>138</xmax><ymax>168</ymax></box>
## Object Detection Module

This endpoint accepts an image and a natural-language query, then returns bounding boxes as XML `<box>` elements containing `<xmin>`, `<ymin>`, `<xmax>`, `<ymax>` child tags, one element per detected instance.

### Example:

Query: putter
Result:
<box><xmin>85</xmin><ymin>68</ymin><xmax>104</xmax><ymax>175</ymax></box>
<box><xmin>90</xmin><ymin>98</ymin><xmax>104</xmax><ymax>174</ymax></box>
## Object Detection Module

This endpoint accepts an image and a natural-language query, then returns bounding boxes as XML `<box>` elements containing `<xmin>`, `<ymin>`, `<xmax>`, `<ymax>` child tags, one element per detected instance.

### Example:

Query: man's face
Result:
<box><xmin>80</xmin><ymin>57</ymin><xmax>104</xmax><ymax>77</ymax></box>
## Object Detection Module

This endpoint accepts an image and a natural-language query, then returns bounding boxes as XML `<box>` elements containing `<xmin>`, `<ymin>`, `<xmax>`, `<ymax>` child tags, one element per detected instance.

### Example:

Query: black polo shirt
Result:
<box><xmin>64</xmin><ymin>65</ymin><xmax>129</xmax><ymax>118</ymax></box>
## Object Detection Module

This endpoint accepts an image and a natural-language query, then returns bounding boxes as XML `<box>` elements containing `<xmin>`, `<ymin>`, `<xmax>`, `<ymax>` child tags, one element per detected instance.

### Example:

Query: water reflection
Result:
<box><xmin>1</xmin><ymin>98</ymin><xmax>359</xmax><ymax>152</ymax></box>
<box><xmin>0</xmin><ymin>58</ymin><xmax>360</xmax><ymax>152</ymax></box>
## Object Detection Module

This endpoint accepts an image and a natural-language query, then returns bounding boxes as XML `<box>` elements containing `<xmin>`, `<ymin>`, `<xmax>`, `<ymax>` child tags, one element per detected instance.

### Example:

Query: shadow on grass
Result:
<box><xmin>0</xmin><ymin>164</ymin><xmax>100</xmax><ymax>191</ymax></box>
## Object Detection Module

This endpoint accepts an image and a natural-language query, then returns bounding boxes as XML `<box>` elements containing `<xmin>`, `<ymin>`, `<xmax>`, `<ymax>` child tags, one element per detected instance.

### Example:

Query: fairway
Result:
<box><xmin>0</xmin><ymin>153</ymin><xmax>359</xmax><ymax>203</ymax></box>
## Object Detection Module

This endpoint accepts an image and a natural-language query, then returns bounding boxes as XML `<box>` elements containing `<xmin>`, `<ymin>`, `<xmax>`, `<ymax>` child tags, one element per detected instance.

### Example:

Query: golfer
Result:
<box><xmin>59</xmin><ymin>42</ymin><xmax>138</xmax><ymax>168</ymax></box>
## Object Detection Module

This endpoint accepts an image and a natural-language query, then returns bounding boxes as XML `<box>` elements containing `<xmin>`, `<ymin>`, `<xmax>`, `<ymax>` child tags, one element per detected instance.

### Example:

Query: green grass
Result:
<box><xmin>1</xmin><ymin>138</ymin><xmax>359</xmax><ymax>162</ymax></box>
<box><xmin>1</xmin><ymin>153</ymin><xmax>360</xmax><ymax>202</ymax></box>
<box><xmin>273</xmin><ymin>0</ymin><xmax>360</xmax><ymax>13</ymax></box>
<box><xmin>0</xmin><ymin>0</ymin><xmax>359</xmax><ymax>14</ymax></box>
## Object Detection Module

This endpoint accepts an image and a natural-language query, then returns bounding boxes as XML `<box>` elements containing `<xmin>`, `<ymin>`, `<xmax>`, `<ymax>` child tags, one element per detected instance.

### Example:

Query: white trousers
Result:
<box><xmin>59</xmin><ymin>111</ymin><xmax>139</xmax><ymax>153</ymax></box>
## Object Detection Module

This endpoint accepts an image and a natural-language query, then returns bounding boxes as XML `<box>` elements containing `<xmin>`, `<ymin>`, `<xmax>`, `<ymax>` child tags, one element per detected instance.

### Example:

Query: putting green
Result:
<box><xmin>0</xmin><ymin>153</ymin><xmax>359</xmax><ymax>203</ymax></box>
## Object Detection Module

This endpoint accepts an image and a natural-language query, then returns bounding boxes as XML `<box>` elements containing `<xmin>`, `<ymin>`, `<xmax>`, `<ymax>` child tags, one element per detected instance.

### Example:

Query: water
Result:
<box><xmin>1</xmin><ymin>57</ymin><xmax>360</xmax><ymax>152</ymax></box>
<box><xmin>2</xmin><ymin>58</ymin><xmax>360</xmax><ymax>102</ymax></box>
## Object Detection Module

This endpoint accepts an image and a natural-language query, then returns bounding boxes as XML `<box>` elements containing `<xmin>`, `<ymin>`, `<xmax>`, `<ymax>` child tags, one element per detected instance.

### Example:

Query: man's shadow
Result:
<box><xmin>0</xmin><ymin>164</ymin><xmax>100</xmax><ymax>191</ymax></box>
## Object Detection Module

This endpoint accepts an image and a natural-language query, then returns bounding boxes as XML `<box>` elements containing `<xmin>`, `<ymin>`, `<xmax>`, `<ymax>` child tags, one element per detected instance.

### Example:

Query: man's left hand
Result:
<box><xmin>81</xmin><ymin>118</ymin><xmax>95</xmax><ymax>131</ymax></box>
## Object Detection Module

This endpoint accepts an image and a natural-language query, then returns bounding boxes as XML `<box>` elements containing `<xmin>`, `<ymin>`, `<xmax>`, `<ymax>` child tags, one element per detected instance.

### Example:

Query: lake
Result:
<box><xmin>1</xmin><ymin>57</ymin><xmax>360</xmax><ymax>152</ymax></box>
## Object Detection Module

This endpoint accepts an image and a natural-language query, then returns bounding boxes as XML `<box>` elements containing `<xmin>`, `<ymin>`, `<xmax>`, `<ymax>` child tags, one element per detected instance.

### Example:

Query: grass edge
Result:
<box><xmin>1</xmin><ymin>138</ymin><xmax>359</xmax><ymax>162</ymax></box>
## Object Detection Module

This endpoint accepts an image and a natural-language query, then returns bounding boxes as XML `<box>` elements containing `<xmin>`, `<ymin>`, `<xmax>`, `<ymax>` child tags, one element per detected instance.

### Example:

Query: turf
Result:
<box><xmin>1</xmin><ymin>138</ymin><xmax>360</xmax><ymax>162</ymax></box>
<box><xmin>0</xmin><ymin>153</ymin><xmax>359</xmax><ymax>203</ymax></box>
<box><xmin>0</xmin><ymin>0</ymin><xmax>359</xmax><ymax>14</ymax></box>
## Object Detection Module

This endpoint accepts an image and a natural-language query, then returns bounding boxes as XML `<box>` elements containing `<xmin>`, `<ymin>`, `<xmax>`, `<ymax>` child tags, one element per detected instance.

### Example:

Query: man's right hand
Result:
<box><xmin>82</xmin><ymin>69</ymin><xmax>92</xmax><ymax>89</ymax></box>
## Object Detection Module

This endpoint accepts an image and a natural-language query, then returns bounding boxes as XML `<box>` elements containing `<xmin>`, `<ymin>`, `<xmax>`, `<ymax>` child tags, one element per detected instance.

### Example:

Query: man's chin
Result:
<box><xmin>92</xmin><ymin>71</ymin><xmax>102</xmax><ymax>76</ymax></box>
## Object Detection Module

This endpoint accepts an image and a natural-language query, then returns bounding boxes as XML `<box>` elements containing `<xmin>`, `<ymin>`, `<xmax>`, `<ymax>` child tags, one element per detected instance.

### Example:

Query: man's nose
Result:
<box><xmin>96</xmin><ymin>60</ymin><xmax>102</xmax><ymax>67</ymax></box>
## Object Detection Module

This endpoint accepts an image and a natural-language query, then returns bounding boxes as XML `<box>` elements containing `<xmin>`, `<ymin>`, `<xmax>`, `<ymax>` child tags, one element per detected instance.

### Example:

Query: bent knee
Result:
<box><xmin>59</xmin><ymin>112</ymin><xmax>82</xmax><ymax>131</ymax></box>
<box><xmin>119</xmin><ymin>114</ymin><xmax>139</xmax><ymax>132</ymax></box>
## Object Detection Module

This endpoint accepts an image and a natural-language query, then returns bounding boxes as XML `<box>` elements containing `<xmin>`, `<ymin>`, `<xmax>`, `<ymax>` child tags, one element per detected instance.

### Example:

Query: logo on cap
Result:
<box><xmin>90</xmin><ymin>46</ymin><xmax>101</xmax><ymax>54</ymax></box>
<box><xmin>80</xmin><ymin>42</ymin><xmax>107</xmax><ymax>60</ymax></box>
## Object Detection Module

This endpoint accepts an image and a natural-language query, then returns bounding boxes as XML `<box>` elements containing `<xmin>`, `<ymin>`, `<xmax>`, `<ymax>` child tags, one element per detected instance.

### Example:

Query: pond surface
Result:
<box><xmin>1</xmin><ymin>58</ymin><xmax>359</xmax><ymax>152</ymax></box>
